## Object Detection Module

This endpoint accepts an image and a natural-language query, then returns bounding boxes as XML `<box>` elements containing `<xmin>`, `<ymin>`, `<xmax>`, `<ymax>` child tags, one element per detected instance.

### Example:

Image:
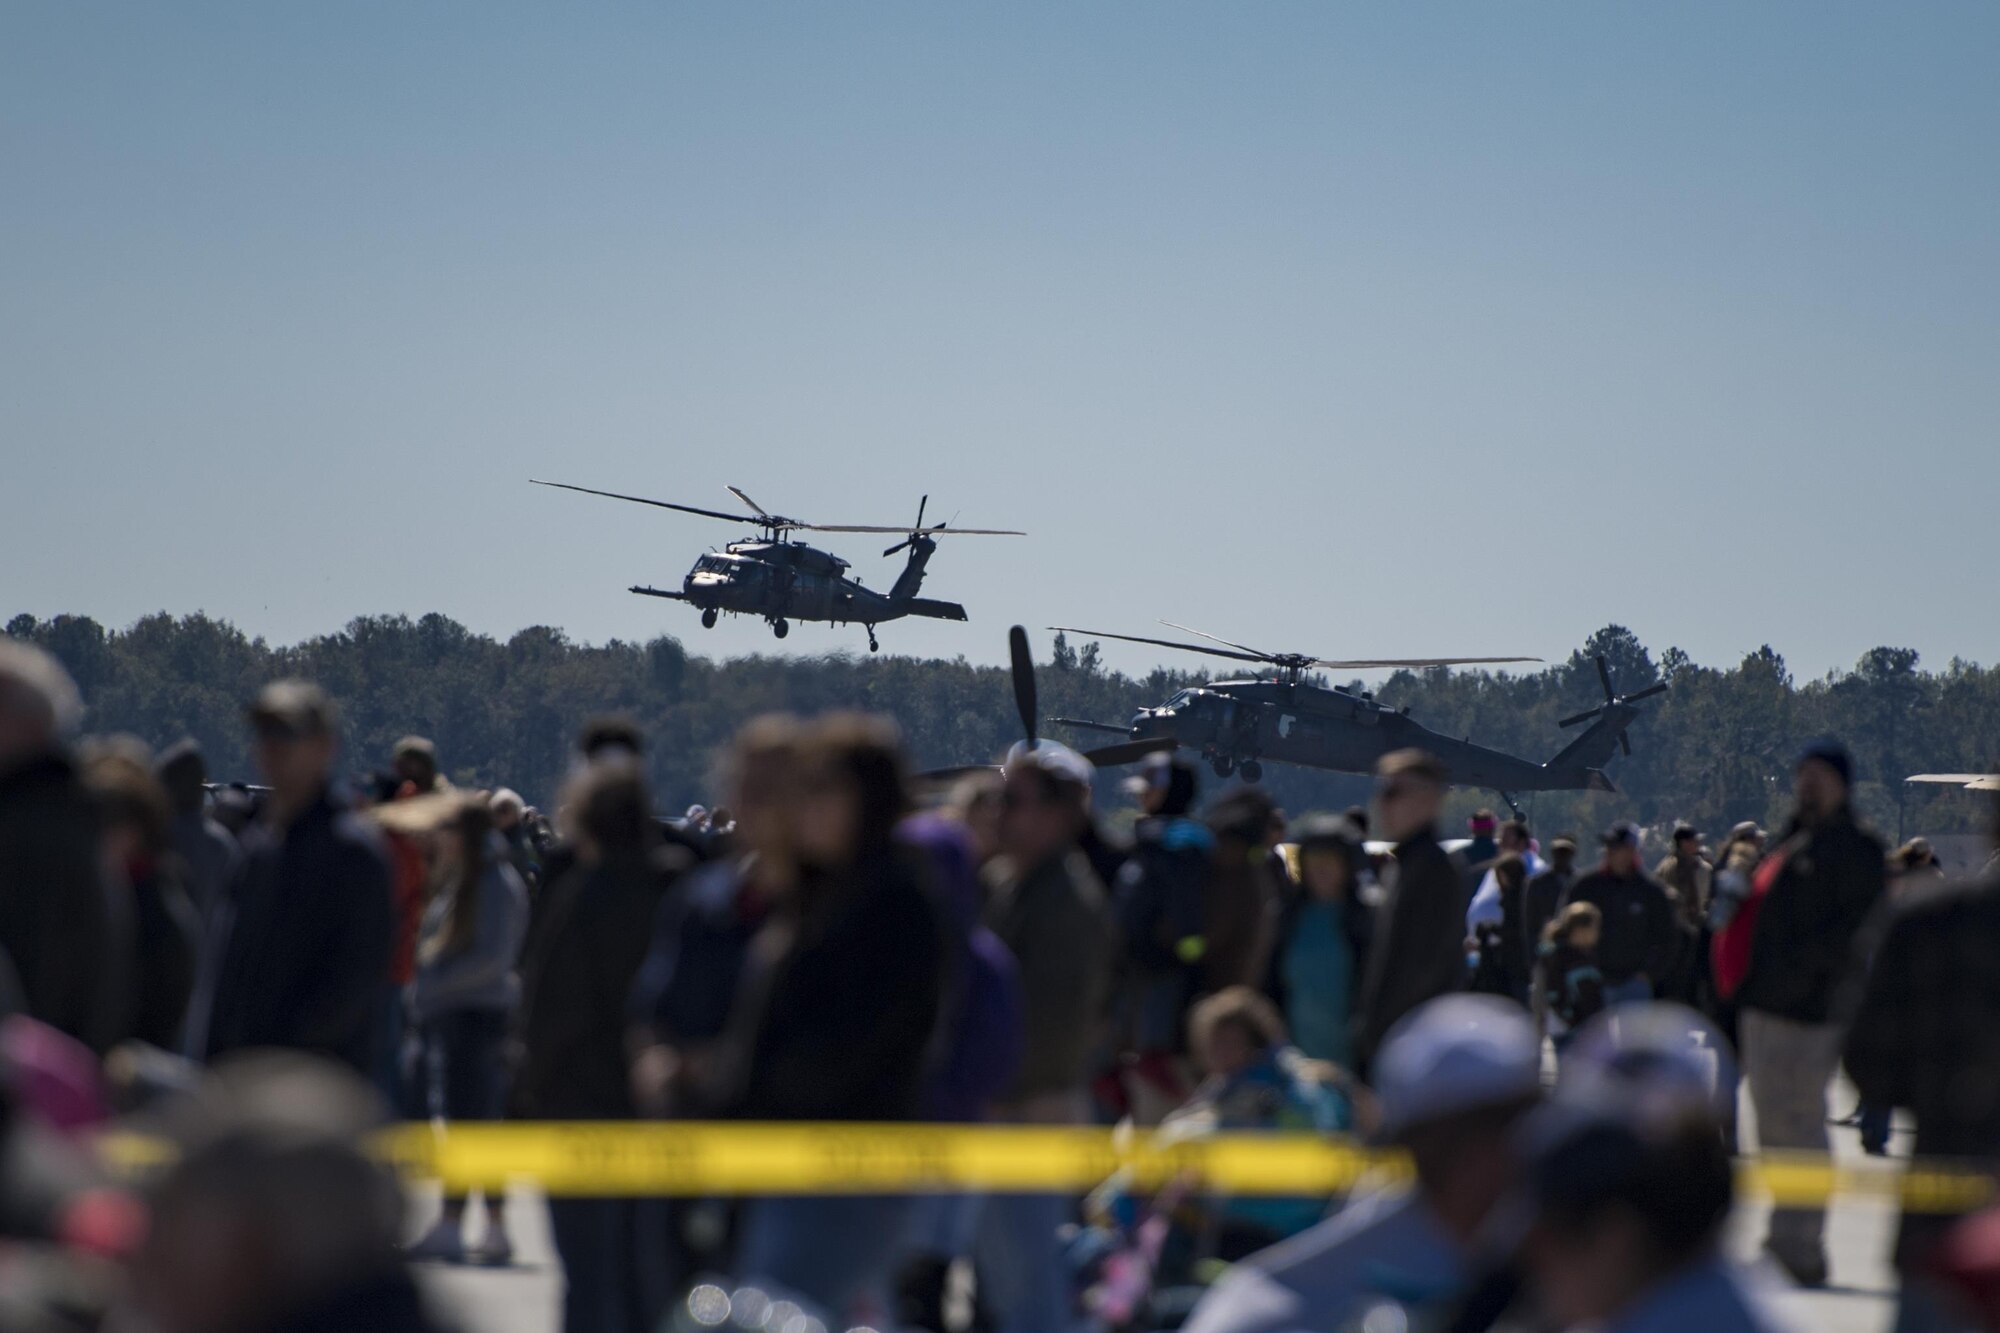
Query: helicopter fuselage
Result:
<box><xmin>1126</xmin><ymin>678</ymin><xmax>1617</xmax><ymax>793</ymax></box>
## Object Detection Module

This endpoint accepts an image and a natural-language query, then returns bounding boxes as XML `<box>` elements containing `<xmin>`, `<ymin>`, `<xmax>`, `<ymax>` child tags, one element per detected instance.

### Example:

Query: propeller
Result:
<box><xmin>1010</xmin><ymin>625</ymin><xmax>1038</xmax><ymax>751</ymax></box>
<box><xmin>533</xmin><ymin>479</ymin><xmax>1022</xmax><ymax>541</ymax></box>
<box><xmin>883</xmin><ymin>496</ymin><xmax>931</xmax><ymax>557</ymax></box>
<box><xmin>1557</xmin><ymin>655</ymin><xmax>1670</xmax><ymax>756</ymax></box>
<box><xmin>1046</xmin><ymin>622</ymin><xmax>1542</xmax><ymax>683</ymax></box>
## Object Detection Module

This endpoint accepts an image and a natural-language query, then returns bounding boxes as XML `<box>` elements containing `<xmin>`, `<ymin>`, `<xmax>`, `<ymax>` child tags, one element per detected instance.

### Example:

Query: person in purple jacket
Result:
<box><xmin>894</xmin><ymin>812</ymin><xmax>1028</xmax><ymax>1329</ymax></box>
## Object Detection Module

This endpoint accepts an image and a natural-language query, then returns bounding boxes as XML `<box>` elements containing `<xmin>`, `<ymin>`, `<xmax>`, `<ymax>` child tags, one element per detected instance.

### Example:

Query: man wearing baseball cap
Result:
<box><xmin>1736</xmin><ymin>738</ymin><xmax>1885</xmax><ymax>1288</ymax></box>
<box><xmin>193</xmin><ymin>682</ymin><xmax>393</xmax><ymax>1075</ymax></box>
<box><xmin>1560</xmin><ymin>823</ymin><xmax>1677</xmax><ymax>1009</ymax></box>
<box><xmin>1184</xmin><ymin>995</ymin><xmax>1543</xmax><ymax>1333</ymax></box>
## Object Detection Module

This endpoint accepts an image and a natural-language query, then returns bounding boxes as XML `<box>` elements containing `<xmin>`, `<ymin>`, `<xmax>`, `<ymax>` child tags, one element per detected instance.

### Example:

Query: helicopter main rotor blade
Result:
<box><xmin>1313</xmin><ymin>655</ymin><xmax>1544</xmax><ymax>670</ymax></box>
<box><xmin>1045</xmin><ymin>627</ymin><xmax>1268</xmax><ymax>666</ymax></box>
<box><xmin>1049</xmin><ymin>716</ymin><xmax>1135</xmax><ymax>736</ymax></box>
<box><xmin>530</xmin><ymin>480</ymin><xmax>751</xmax><ymax>525</ymax></box>
<box><xmin>809</xmin><ymin>523</ymin><xmax>1026</xmax><ymax>536</ymax></box>
<box><xmin>1158</xmin><ymin>621</ymin><xmax>1278</xmax><ymax>662</ymax></box>
<box><xmin>1009</xmin><ymin>626</ymin><xmax>1038</xmax><ymax>750</ymax></box>
<box><xmin>726</xmin><ymin>485</ymin><xmax>773</xmax><ymax>519</ymax></box>
<box><xmin>1085</xmin><ymin>737</ymin><xmax>1179</xmax><ymax>768</ymax></box>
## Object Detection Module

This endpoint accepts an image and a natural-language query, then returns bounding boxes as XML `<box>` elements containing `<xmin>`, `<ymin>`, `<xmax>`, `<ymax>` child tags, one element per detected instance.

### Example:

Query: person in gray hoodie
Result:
<box><xmin>405</xmin><ymin>797</ymin><xmax>529</xmax><ymax>1266</ymax></box>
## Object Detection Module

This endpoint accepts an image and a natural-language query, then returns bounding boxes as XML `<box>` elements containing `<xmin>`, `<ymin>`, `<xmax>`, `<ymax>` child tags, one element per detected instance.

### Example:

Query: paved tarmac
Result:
<box><xmin>411</xmin><ymin>1090</ymin><xmax>1909</xmax><ymax>1332</ymax></box>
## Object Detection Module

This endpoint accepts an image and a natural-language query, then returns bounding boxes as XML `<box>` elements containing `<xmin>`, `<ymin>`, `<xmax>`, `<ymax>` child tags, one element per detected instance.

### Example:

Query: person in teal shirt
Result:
<box><xmin>1270</xmin><ymin>815</ymin><xmax>1374</xmax><ymax>1071</ymax></box>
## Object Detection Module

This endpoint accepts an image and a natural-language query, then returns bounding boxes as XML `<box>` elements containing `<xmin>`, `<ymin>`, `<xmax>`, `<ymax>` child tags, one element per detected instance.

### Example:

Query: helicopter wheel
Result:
<box><xmin>772</xmin><ymin>620</ymin><xmax>789</xmax><ymax>640</ymax></box>
<box><xmin>866</xmin><ymin>629</ymin><xmax>880</xmax><ymax>653</ymax></box>
<box><xmin>700</xmin><ymin>608</ymin><xmax>718</xmax><ymax>629</ymax></box>
<box><xmin>1211</xmin><ymin>755</ymin><xmax>1235</xmax><ymax>779</ymax></box>
<box><xmin>1239</xmin><ymin>760</ymin><xmax>1264</xmax><ymax>783</ymax></box>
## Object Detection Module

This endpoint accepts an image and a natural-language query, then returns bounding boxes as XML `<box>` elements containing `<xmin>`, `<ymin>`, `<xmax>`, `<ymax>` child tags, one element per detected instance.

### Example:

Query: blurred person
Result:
<box><xmin>1521</xmin><ymin>836</ymin><xmax>1579</xmax><ymax>984</ymax></box>
<box><xmin>127</xmin><ymin>1054</ymin><xmax>449</xmax><ymax>1333</ymax></box>
<box><xmin>1705</xmin><ymin>822</ymin><xmax>1767</xmax><ymax>1156</ymax></box>
<box><xmin>1354</xmin><ymin>750</ymin><xmax>1469</xmax><ymax>1075</ymax></box>
<box><xmin>1463</xmin><ymin>810</ymin><xmax>1500</xmax><ymax>877</ymax></box>
<box><xmin>515</xmin><ymin>759</ymin><xmax>686</xmax><ymax>1333</ymax></box>
<box><xmin>1733</xmin><ymin>739</ymin><xmax>1885</xmax><ymax>1287</ymax></box>
<box><xmin>0</xmin><ymin>638</ymin><xmax>133</xmax><ymax>1054</ymax></box>
<box><xmin>1891</xmin><ymin>838</ymin><xmax>1947</xmax><ymax>895</ymax></box>
<box><xmin>1185</xmin><ymin>995</ymin><xmax>1543</xmax><ymax>1333</ymax></box>
<box><xmin>196</xmin><ymin>682</ymin><xmax>392</xmax><ymax>1075</ymax></box>
<box><xmin>629</xmin><ymin>716</ymin><xmax>803</xmax><ymax>1121</ymax></box>
<box><xmin>84</xmin><ymin>740</ymin><xmax>199</xmax><ymax>1052</ymax></box>
<box><xmin>488</xmin><ymin>786</ymin><xmax>540</xmax><ymax>893</ymax></box>
<box><xmin>947</xmin><ymin>768</ymin><xmax>1005</xmax><ymax>868</ymax></box>
<box><xmin>391</xmin><ymin>735</ymin><xmax>446</xmax><ymax>795</ymax></box>
<box><xmin>156</xmin><ymin>738</ymin><xmax>241</xmax><ymax>927</ymax></box>
<box><xmin>1655</xmin><ymin>823</ymin><xmax>1714</xmax><ymax>930</ymax></box>
<box><xmin>723</xmin><ymin>715</ymin><xmax>946</xmax><ymax>1326</ymax></box>
<box><xmin>1113</xmin><ymin>752</ymin><xmax>1213</xmax><ymax>1119</ymax></box>
<box><xmin>1202</xmin><ymin>787</ymin><xmax>1283</xmax><ymax>997</ymax></box>
<box><xmin>1467</xmin><ymin>819</ymin><xmax>1543</xmax><ymax>931</ymax></box>
<box><xmin>1535</xmin><ymin>904</ymin><xmax>1606</xmax><ymax>1052</ymax></box>
<box><xmin>1503</xmin><ymin>1008</ymin><xmax>1791</xmax><ymax>1333</ymax></box>
<box><xmin>1560</xmin><ymin>823</ymin><xmax>1676</xmax><ymax>1008</ymax></box>
<box><xmin>1847</xmin><ymin>851</ymin><xmax>2000</xmax><ymax>1331</ymax></box>
<box><xmin>1164</xmin><ymin>986</ymin><xmax>1351</xmax><ymax>1257</ymax></box>
<box><xmin>628</xmin><ymin>718</ymin><xmax>802</xmax><ymax>1300</ymax></box>
<box><xmin>405</xmin><ymin>797</ymin><xmax>530</xmax><ymax>1267</ymax></box>
<box><xmin>1268</xmin><ymin>814</ymin><xmax>1373</xmax><ymax>1069</ymax></box>
<box><xmin>896</xmin><ymin>812</ymin><xmax>1025</xmax><ymax>1333</ymax></box>
<box><xmin>981</xmin><ymin>741</ymin><xmax>1118</xmax><ymax>1333</ymax></box>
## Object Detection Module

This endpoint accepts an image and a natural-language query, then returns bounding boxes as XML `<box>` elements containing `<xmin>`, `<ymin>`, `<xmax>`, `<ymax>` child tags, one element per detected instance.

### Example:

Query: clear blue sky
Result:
<box><xmin>5</xmin><ymin>3</ymin><xmax>1995</xmax><ymax>683</ymax></box>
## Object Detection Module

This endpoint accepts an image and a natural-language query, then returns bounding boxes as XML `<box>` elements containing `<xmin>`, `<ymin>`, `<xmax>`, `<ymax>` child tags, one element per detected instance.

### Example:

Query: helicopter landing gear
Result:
<box><xmin>701</xmin><ymin>608</ymin><xmax>718</xmax><ymax>629</ymax></box>
<box><xmin>772</xmin><ymin>619</ymin><xmax>790</xmax><ymax>640</ymax></box>
<box><xmin>1239</xmin><ymin>760</ymin><xmax>1264</xmax><ymax>783</ymax></box>
<box><xmin>1211</xmin><ymin>755</ymin><xmax>1235</xmax><ymax>779</ymax></box>
<box><xmin>866</xmin><ymin>627</ymin><xmax>880</xmax><ymax>653</ymax></box>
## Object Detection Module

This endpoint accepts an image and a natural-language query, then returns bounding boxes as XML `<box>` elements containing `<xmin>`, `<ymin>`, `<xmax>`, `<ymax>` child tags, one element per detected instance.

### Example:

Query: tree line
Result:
<box><xmin>8</xmin><ymin>611</ymin><xmax>1995</xmax><ymax>843</ymax></box>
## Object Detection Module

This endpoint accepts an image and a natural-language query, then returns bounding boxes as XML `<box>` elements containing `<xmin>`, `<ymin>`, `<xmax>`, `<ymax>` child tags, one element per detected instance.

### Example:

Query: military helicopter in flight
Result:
<box><xmin>531</xmin><ymin>480</ymin><xmax>1022</xmax><ymax>651</ymax></box>
<box><xmin>1048</xmin><ymin>621</ymin><xmax>1667</xmax><ymax>803</ymax></box>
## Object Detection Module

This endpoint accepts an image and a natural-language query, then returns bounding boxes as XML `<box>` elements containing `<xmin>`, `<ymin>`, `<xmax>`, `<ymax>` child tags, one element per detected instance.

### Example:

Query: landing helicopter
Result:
<box><xmin>531</xmin><ymin>480</ymin><xmax>1022</xmax><ymax>651</ymax></box>
<box><xmin>1048</xmin><ymin>622</ymin><xmax>1667</xmax><ymax>805</ymax></box>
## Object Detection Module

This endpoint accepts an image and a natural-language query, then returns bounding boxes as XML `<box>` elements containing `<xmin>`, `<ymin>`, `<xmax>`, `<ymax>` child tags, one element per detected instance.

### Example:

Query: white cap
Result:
<box><xmin>1374</xmin><ymin>995</ymin><xmax>1542</xmax><ymax>1141</ymax></box>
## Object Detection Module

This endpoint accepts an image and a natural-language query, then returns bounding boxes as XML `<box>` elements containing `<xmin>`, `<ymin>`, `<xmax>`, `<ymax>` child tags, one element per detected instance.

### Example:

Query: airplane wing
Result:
<box><xmin>1906</xmin><ymin>773</ymin><xmax>2000</xmax><ymax>791</ymax></box>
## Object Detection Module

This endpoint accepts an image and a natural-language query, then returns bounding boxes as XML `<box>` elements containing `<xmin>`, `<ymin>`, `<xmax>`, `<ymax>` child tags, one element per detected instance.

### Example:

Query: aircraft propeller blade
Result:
<box><xmin>1621</xmin><ymin>732</ymin><xmax>1634</xmax><ymax>758</ymax></box>
<box><xmin>1596</xmin><ymin>655</ymin><xmax>1616</xmax><ymax>703</ymax></box>
<box><xmin>1557</xmin><ymin>706</ymin><xmax>1603</xmax><ymax>729</ymax></box>
<box><xmin>1010</xmin><ymin>626</ymin><xmax>1038</xmax><ymax>750</ymax></box>
<box><xmin>1624</xmin><ymin>682</ymin><xmax>1670</xmax><ymax>704</ymax></box>
<box><xmin>530</xmin><ymin>480</ymin><xmax>751</xmax><ymax>525</ymax></box>
<box><xmin>1085</xmin><ymin>738</ymin><xmax>1179</xmax><ymax>767</ymax></box>
<box><xmin>1046</xmin><ymin>627</ymin><xmax>1268</xmax><ymax>666</ymax></box>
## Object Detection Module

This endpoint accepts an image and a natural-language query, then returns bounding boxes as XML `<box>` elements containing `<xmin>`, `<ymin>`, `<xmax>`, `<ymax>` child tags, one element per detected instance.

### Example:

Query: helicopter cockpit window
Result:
<box><xmin>1164</xmin><ymin>690</ymin><xmax>1194</xmax><ymax>711</ymax></box>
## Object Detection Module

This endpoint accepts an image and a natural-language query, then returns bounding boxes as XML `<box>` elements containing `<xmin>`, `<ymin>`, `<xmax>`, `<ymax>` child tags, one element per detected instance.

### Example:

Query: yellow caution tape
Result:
<box><xmin>98</xmin><ymin>1123</ymin><xmax>1999</xmax><ymax>1212</ymax></box>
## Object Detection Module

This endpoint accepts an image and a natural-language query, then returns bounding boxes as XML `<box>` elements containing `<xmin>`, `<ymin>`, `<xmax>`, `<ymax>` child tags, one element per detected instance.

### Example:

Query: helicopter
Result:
<box><xmin>531</xmin><ymin>480</ymin><xmax>1022</xmax><ymax>651</ymax></box>
<box><xmin>1047</xmin><ymin>621</ymin><xmax>1667</xmax><ymax>806</ymax></box>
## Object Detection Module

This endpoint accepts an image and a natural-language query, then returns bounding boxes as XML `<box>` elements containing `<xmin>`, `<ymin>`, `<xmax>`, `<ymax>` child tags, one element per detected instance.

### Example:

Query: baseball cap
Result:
<box><xmin>1372</xmin><ymin>995</ymin><xmax>1543</xmax><ymax>1142</ymax></box>
<box><xmin>392</xmin><ymin>735</ymin><xmax>435</xmax><ymax>763</ymax></box>
<box><xmin>1796</xmin><ymin>737</ymin><xmax>1854</xmax><ymax>787</ymax></box>
<box><xmin>247</xmin><ymin>680</ymin><xmax>337</xmax><ymax>739</ymax></box>
<box><xmin>1728</xmin><ymin>820</ymin><xmax>1764</xmax><ymax>842</ymax></box>
<box><xmin>1547</xmin><ymin>835</ymin><xmax>1578</xmax><ymax>854</ymax></box>
<box><xmin>1672</xmin><ymin>821</ymin><xmax>1700</xmax><ymax>843</ymax></box>
<box><xmin>1601</xmin><ymin>820</ymin><xmax>1642</xmax><ymax>850</ymax></box>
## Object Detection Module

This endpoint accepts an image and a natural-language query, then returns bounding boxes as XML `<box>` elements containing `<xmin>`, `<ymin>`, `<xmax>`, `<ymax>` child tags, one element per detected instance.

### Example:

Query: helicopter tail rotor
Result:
<box><xmin>883</xmin><ymin>496</ymin><xmax>931</xmax><ymax>558</ymax></box>
<box><xmin>1557</xmin><ymin>655</ymin><xmax>1669</xmax><ymax>757</ymax></box>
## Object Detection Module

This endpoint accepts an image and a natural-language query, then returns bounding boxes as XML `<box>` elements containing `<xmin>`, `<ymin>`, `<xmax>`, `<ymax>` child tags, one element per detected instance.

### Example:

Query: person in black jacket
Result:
<box><xmin>514</xmin><ymin>760</ymin><xmax>686</xmax><ymax>1333</ymax></box>
<box><xmin>1354</xmin><ymin>749</ymin><xmax>1468</xmax><ymax>1075</ymax></box>
<box><xmin>1845</xmin><ymin>864</ymin><xmax>2000</xmax><ymax>1329</ymax></box>
<box><xmin>0</xmin><ymin>640</ymin><xmax>133</xmax><ymax>1054</ymax></box>
<box><xmin>724</xmin><ymin>714</ymin><xmax>946</xmax><ymax>1326</ymax></box>
<box><xmin>84</xmin><ymin>741</ymin><xmax>198</xmax><ymax>1052</ymax></box>
<box><xmin>1560</xmin><ymin>823</ymin><xmax>1677</xmax><ymax>1008</ymax></box>
<box><xmin>197</xmin><ymin>682</ymin><xmax>392</xmax><ymax>1076</ymax></box>
<box><xmin>1738</xmin><ymin>739</ymin><xmax>1885</xmax><ymax>1288</ymax></box>
<box><xmin>1521</xmin><ymin>836</ymin><xmax>1578</xmax><ymax>985</ymax></box>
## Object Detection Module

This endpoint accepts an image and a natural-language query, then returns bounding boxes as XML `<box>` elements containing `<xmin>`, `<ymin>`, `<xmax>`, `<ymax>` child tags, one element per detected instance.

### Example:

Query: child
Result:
<box><xmin>1537</xmin><ymin>903</ymin><xmax>1607</xmax><ymax>1049</ymax></box>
